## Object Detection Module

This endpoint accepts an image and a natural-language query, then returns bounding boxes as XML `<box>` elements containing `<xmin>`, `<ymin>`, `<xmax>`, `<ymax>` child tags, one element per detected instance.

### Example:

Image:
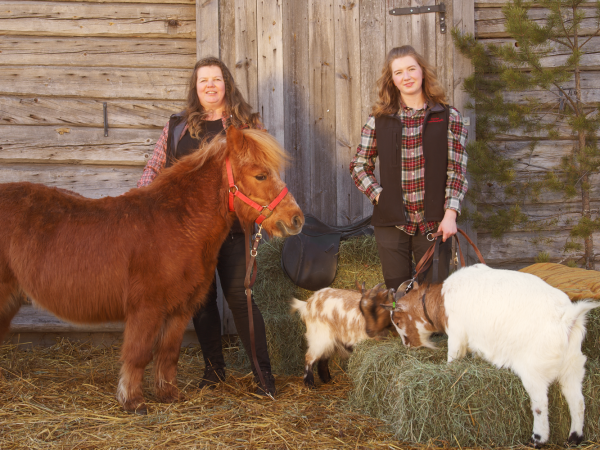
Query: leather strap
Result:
<box><xmin>410</xmin><ymin>228</ymin><xmax>486</xmax><ymax>290</ymax></box>
<box><xmin>243</xmin><ymin>225</ymin><xmax>267</xmax><ymax>392</ymax></box>
<box><xmin>421</xmin><ymin>290</ymin><xmax>435</xmax><ymax>326</ymax></box>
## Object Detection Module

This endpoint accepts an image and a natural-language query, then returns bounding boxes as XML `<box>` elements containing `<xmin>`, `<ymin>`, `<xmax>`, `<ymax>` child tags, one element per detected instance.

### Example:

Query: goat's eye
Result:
<box><xmin>255</xmin><ymin>174</ymin><xmax>267</xmax><ymax>181</ymax></box>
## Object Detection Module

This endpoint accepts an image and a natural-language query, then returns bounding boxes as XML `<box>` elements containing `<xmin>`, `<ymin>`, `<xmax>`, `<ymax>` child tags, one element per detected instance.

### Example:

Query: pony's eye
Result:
<box><xmin>255</xmin><ymin>174</ymin><xmax>267</xmax><ymax>181</ymax></box>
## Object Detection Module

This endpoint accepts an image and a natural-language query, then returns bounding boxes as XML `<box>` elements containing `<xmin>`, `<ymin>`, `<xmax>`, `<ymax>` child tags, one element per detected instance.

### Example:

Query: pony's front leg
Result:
<box><xmin>118</xmin><ymin>310</ymin><xmax>163</xmax><ymax>415</ymax></box>
<box><xmin>153</xmin><ymin>314</ymin><xmax>190</xmax><ymax>403</ymax></box>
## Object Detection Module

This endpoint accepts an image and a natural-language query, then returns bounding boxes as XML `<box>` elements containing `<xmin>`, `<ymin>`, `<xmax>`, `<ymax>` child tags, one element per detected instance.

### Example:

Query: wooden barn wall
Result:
<box><xmin>474</xmin><ymin>0</ymin><xmax>600</xmax><ymax>269</ymax></box>
<box><xmin>197</xmin><ymin>0</ymin><xmax>474</xmax><ymax>229</ymax></box>
<box><xmin>0</xmin><ymin>0</ymin><xmax>196</xmax><ymax>196</ymax></box>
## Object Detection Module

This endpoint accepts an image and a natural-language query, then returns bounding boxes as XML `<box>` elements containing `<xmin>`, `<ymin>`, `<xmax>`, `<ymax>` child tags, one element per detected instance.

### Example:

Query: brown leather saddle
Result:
<box><xmin>281</xmin><ymin>214</ymin><xmax>373</xmax><ymax>291</ymax></box>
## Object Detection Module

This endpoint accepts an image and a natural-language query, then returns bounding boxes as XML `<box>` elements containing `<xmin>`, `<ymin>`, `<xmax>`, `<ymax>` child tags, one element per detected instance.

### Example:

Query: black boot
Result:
<box><xmin>198</xmin><ymin>367</ymin><xmax>226</xmax><ymax>390</ymax></box>
<box><xmin>255</xmin><ymin>370</ymin><xmax>276</xmax><ymax>397</ymax></box>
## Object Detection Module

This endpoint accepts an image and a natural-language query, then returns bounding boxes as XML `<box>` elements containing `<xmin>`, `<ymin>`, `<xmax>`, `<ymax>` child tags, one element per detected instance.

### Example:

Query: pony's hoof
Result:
<box><xmin>567</xmin><ymin>431</ymin><xmax>584</xmax><ymax>447</ymax></box>
<box><xmin>123</xmin><ymin>400</ymin><xmax>147</xmax><ymax>415</ymax></box>
<box><xmin>157</xmin><ymin>391</ymin><xmax>184</xmax><ymax>403</ymax></box>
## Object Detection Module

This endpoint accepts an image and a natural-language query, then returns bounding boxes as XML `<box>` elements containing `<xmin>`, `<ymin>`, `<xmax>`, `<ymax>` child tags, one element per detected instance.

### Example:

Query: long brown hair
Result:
<box><xmin>371</xmin><ymin>46</ymin><xmax>447</xmax><ymax>117</ymax></box>
<box><xmin>185</xmin><ymin>57</ymin><xmax>262</xmax><ymax>138</ymax></box>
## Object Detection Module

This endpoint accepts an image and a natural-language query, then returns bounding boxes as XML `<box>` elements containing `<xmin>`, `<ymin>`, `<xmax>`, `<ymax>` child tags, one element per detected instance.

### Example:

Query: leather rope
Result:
<box><xmin>410</xmin><ymin>228</ymin><xmax>486</xmax><ymax>291</ymax></box>
<box><xmin>226</xmin><ymin>157</ymin><xmax>288</xmax><ymax>397</ymax></box>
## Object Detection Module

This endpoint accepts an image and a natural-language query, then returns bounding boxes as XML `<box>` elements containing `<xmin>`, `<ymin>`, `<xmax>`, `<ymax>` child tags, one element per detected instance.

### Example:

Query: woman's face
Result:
<box><xmin>196</xmin><ymin>65</ymin><xmax>226</xmax><ymax>111</ymax></box>
<box><xmin>391</xmin><ymin>56</ymin><xmax>424</xmax><ymax>100</ymax></box>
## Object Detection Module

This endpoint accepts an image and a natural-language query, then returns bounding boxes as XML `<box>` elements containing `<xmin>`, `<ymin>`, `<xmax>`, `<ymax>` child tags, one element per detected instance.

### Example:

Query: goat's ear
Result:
<box><xmin>380</xmin><ymin>303</ymin><xmax>394</xmax><ymax>311</ymax></box>
<box><xmin>412</xmin><ymin>280</ymin><xmax>420</xmax><ymax>290</ymax></box>
<box><xmin>361</xmin><ymin>281</ymin><xmax>366</xmax><ymax>293</ymax></box>
<box><xmin>386</xmin><ymin>289</ymin><xmax>396</xmax><ymax>302</ymax></box>
<box><xmin>226</xmin><ymin>125</ymin><xmax>246</xmax><ymax>155</ymax></box>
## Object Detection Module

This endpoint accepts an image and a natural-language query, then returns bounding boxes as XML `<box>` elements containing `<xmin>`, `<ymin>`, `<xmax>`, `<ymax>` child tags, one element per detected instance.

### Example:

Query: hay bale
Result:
<box><xmin>347</xmin><ymin>337</ymin><xmax>600</xmax><ymax>447</ymax></box>
<box><xmin>583</xmin><ymin>307</ymin><xmax>600</xmax><ymax>360</ymax></box>
<box><xmin>228</xmin><ymin>235</ymin><xmax>384</xmax><ymax>376</ymax></box>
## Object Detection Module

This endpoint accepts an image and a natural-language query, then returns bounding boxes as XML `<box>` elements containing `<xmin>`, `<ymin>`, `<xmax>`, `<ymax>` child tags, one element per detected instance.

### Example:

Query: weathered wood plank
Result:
<box><xmin>0</xmin><ymin>36</ymin><xmax>196</xmax><ymax>68</ymax></box>
<box><xmin>478</xmin><ymin>229</ymin><xmax>600</xmax><ymax>268</ymax></box>
<box><xmin>219</xmin><ymin>0</ymin><xmax>237</xmax><ymax>74</ymax></box>
<box><xmin>437</xmin><ymin>0</ymin><xmax>454</xmax><ymax>105</ymax></box>
<box><xmin>233</xmin><ymin>0</ymin><xmax>259</xmax><ymax>110</ymax></box>
<box><xmin>0</xmin><ymin>163</ymin><xmax>142</xmax><ymax>198</ymax></box>
<box><xmin>0</xmin><ymin>96</ymin><xmax>183</xmax><ymax>128</ymax></box>
<box><xmin>196</xmin><ymin>0</ymin><xmax>219</xmax><ymax>58</ymax></box>
<box><xmin>282</xmin><ymin>0</ymin><xmax>311</xmax><ymax>213</ymax></box>
<box><xmin>334</xmin><ymin>0</ymin><xmax>363</xmax><ymax>225</ymax></box>
<box><xmin>386</xmin><ymin>0</ymin><xmax>411</xmax><ymax>53</ymax></box>
<box><xmin>491</xmin><ymin>139</ymin><xmax>579</xmax><ymax>173</ymax></box>
<box><xmin>453</xmin><ymin>0</ymin><xmax>477</xmax><ymax>264</ymax></box>
<box><xmin>358</xmin><ymin>0</ymin><xmax>385</xmax><ymax>219</ymax></box>
<box><xmin>0</xmin><ymin>1</ymin><xmax>195</xmax><ymax>38</ymax></box>
<box><xmin>480</xmin><ymin>37</ymin><xmax>600</xmax><ymax>71</ymax></box>
<box><xmin>0</xmin><ymin>66</ymin><xmax>189</xmax><ymax>100</ymax></box>
<box><xmin>28</xmin><ymin>0</ymin><xmax>195</xmax><ymax>4</ymax></box>
<box><xmin>477</xmin><ymin>173</ymin><xmax>600</xmax><ymax>205</ymax></box>
<box><xmin>411</xmin><ymin>0</ymin><xmax>436</xmax><ymax>69</ymax></box>
<box><xmin>475</xmin><ymin>6</ymin><xmax>600</xmax><ymax>39</ymax></box>
<box><xmin>257</xmin><ymin>0</ymin><xmax>285</xmax><ymax>148</ymax></box>
<box><xmin>474</xmin><ymin>201</ymin><xmax>600</xmax><ymax>233</ymax></box>
<box><xmin>0</xmin><ymin>125</ymin><xmax>161</xmax><ymax>165</ymax></box>
<box><xmin>309</xmin><ymin>0</ymin><xmax>336</xmax><ymax>224</ymax></box>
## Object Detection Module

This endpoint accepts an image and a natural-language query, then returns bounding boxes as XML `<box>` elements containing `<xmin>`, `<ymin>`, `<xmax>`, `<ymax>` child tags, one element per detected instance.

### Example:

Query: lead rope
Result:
<box><xmin>243</xmin><ymin>224</ymin><xmax>270</xmax><ymax>397</ymax></box>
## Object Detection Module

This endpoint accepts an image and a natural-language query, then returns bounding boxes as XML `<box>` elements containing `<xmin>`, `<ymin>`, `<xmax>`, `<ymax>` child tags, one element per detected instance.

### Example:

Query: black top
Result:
<box><xmin>175</xmin><ymin>119</ymin><xmax>225</xmax><ymax>161</ymax></box>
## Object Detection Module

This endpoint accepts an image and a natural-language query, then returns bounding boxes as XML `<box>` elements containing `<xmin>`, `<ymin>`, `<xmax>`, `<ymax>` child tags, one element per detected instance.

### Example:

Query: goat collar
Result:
<box><xmin>421</xmin><ymin>290</ymin><xmax>435</xmax><ymax>327</ymax></box>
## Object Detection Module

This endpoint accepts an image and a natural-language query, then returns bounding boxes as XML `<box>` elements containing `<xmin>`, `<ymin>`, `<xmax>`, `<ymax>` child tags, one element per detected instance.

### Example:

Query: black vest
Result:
<box><xmin>371</xmin><ymin>104</ymin><xmax>449</xmax><ymax>227</ymax></box>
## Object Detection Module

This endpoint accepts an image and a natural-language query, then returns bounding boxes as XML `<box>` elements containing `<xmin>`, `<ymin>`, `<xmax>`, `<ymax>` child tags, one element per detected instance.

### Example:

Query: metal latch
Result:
<box><xmin>389</xmin><ymin>3</ymin><xmax>446</xmax><ymax>34</ymax></box>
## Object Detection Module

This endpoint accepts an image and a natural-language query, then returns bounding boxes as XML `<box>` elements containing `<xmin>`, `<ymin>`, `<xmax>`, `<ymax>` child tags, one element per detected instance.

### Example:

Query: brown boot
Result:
<box><xmin>255</xmin><ymin>370</ymin><xmax>276</xmax><ymax>397</ymax></box>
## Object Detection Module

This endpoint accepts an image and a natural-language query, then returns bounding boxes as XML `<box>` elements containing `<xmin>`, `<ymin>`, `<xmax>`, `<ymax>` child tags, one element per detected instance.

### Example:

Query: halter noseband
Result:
<box><xmin>226</xmin><ymin>157</ymin><xmax>289</xmax><ymax>225</ymax></box>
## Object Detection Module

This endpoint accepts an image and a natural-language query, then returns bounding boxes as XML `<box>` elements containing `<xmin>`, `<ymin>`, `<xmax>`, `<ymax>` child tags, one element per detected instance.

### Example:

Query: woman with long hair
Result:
<box><xmin>138</xmin><ymin>57</ymin><xmax>276</xmax><ymax>396</ymax></box>
<box><xmin>350</xmin><ymin>45</ymin><xmax>468</xmax><ymax>290</ymax></box>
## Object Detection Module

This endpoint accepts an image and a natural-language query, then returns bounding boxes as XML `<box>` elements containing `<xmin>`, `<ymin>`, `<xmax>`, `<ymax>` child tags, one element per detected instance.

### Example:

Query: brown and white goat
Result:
<box><xmin>291</xmin><ymin>285</ymin><xmax>395</xmax><ymax>387</ymax></box>
<box><xmin>363</xmin><ymin>264</ymin><xmax>600</xmax><ymax>448</ymax></box>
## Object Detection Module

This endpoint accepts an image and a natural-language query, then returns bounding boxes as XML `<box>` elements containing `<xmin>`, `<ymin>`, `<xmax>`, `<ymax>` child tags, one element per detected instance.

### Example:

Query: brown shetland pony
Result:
<box><xmin>0</xmin><ymin>126</ymin><xmax>303</xmax><ymax>414</ymax></box>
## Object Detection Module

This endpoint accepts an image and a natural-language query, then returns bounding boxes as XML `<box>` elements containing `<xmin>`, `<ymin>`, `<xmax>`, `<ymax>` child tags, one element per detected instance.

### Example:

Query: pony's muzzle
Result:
<box><xmin>276</xmin><ymin>215</ymin><xmax>303</xmax><ymax>237</ymax></box>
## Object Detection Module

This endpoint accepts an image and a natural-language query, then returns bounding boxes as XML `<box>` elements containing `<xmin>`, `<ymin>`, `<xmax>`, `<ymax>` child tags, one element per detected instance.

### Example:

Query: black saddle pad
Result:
<box><xmin>281</xmin><ymin>214</ymin><xmax>372</xmax><ymax>291</ymax></box>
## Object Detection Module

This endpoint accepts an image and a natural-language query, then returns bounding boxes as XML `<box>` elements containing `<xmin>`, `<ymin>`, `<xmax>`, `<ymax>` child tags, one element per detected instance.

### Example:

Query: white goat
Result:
<box><xmin>291</xmin><ymin>286</ymin><xmax>394</xmax><ymax>387</ymax></box>
<box><xmin>367</xmin><ymin>264</ymin><xmax>599</xmax><ymax>448</ymax></box>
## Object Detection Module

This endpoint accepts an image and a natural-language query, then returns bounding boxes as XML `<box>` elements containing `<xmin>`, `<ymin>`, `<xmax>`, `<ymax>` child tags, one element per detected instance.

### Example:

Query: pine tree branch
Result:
<box><xmin>579</xmin><ymin>26</ymin><xmax>600</xmax><ymax>49</ymax></box>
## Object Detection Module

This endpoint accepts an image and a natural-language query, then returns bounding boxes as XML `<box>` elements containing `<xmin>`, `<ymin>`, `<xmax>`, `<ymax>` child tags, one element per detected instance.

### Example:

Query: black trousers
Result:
<box><xmin>192</xmin><ymin>232</ymin><xmax>272</xmax><ymax>375</ymax></box>
<box><xmin>374</xmin><ymin>226</ymin><xmax>452</xmax><ymax>291</ymax></box>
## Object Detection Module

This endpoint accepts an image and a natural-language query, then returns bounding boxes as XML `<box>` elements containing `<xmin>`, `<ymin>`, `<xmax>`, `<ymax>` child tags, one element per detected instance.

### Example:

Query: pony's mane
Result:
<box><xmin>238</xmin><ymin>129</ymin><xmax>289</xmax><ymax>172</ymax></box>
<box><xmin>147</xmin><ymin>129</ymin><xmax>289</xmax><ymax>191</ymax></box>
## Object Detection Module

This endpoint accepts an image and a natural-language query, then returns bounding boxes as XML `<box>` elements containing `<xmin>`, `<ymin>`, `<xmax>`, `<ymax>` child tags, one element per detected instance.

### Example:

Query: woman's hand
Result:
<box><xmin>437</xmin><ymin>209</ymin><xmax>457</xmax><ymax>242</ymax></box>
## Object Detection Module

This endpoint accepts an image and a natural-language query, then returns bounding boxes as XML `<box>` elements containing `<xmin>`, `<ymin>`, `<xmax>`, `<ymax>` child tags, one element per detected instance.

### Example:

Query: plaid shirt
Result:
<box><xmin>349</xmin><ymin>103</ymin><xmax>468</xmax><ymax>235</ymax></box>
<box><xmin>138</xmin><ymin>112</ymin><xmax>237</xmax><ymax>188</ymax></box>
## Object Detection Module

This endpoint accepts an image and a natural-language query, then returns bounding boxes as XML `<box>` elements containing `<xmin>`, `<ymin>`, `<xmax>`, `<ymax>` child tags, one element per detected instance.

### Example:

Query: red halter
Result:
<box><xmin>226</xmin><ymin>158</ymin><xmax>289</xmax><ymax>225</ymax></box>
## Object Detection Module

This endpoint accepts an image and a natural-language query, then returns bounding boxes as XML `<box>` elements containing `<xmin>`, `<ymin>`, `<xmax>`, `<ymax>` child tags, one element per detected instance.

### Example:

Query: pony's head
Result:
<box><xmin>225</xmin><ymin>126</ymin><xmax>304</xmax><ymax>238</ymax></box>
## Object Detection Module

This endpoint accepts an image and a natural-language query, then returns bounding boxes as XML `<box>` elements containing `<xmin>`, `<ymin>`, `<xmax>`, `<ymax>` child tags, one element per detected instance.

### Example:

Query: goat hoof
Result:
<box><xmin>567</xmin><ymin>432</ymin><xmax>584</xmax><ymax>447</ymax></box>
<box><xmin>528</xmin><ymin>433</ymin><xmax>545</xmax><ymax>448</ymax></box>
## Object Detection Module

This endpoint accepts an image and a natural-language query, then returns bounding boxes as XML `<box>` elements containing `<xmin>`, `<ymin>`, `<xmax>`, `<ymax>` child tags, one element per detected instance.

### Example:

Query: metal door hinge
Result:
<box><xmin>389</xmin><ymin>3</ymin><xmax>446</xmax><ymax>34</ymax></box>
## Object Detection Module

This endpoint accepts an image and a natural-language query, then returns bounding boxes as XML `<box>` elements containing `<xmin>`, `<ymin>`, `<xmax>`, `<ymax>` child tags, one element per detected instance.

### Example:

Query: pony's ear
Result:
<box><xmin>226</xmin><ymin>125</ymin><xmax>246</xmax><ymax>155</ymax></box>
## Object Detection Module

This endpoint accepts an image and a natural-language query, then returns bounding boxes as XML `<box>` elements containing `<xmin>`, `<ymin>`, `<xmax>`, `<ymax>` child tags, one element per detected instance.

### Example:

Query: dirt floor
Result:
<box><xmin>0</xmin><ymin>340</ymin><xmax>594</xmax><ymax>450</ymax></box>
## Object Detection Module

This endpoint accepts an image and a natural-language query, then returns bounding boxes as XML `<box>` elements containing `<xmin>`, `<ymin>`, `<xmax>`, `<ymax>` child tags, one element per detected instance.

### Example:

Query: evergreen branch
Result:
<box><xmin>578</xmin><ymin>27</ymin><xmax>600</xmax><ymax>49</ymax></box>
<box><xmin>552</xmin><ymin>82</ymin><xmax>579</xmax><ymax>112</ymax></box>
<box><xmin>548</xmin><ymin>36</ymin><xmax>574</xmax><ymax>49</ymax></box>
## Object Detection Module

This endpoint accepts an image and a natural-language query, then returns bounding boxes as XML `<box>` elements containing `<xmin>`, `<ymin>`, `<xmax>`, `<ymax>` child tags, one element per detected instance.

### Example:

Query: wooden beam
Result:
<box><xmin>0</xmin><ymin>164</ymin><xmax>143</xmax><ymax>198</ymax></box>
<box><xmin>0</xmin><ymin>36</ymin><xmax>196</xmax><ymax>69</ymax></box>
<box><xmin>334</xmin><ymin>0</ymin><xmax>363</xmax><ymax>224</ymax></box>
<box><xmin>0</xmin><ymin>125</ymin><xmax>160</xmax><ymax>165</ymax></box>
<box><xmin>257</xmin><ymin>0</ymin><xmax>285</xmax><ymax>147</ymax></box>
<box><xmin>0</xmin><ymin>66</ymin><xmax>189</xmax><ymax>100</ymax></box>
<box><xmin>0</xmin><ymin>2</ymin><xmax>195</xmax><ymax>38</ymax></box>
<box><xmin>196</xmin><ymin>0</ymin><xmax>220</xmax><ymax>59</ymax></box>
<box><xmin>0</xmin><ymin>96</ymin><xmax>183</xmax><ymax>128</ymax></box>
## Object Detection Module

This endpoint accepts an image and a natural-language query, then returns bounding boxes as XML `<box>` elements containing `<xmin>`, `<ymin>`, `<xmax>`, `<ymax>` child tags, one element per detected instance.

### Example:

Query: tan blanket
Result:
<box><xmin>519</xmin><ymin>263</ymin><xmax>600</xmax><ymax>301</ymax></box>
